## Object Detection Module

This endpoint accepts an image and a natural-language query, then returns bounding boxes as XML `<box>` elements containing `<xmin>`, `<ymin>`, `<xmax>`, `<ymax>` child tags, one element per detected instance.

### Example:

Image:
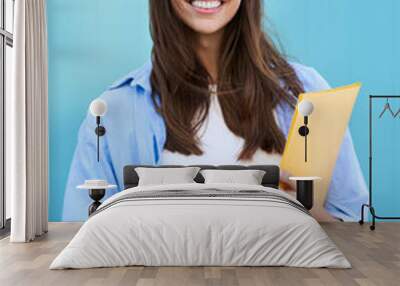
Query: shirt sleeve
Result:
<box><xmin>62</xmin><ymin>111</ymin><xmax>119</xmax><ymax>221</ymax></box>
<box><xmin>325</xmin><ymin>130</ymin><xmax>368</xmax><ymax>221</ymax></box>
<box><xmin>292</xmin><ymin>63</ymin><xmax>368</xmax><ymax>221</ymax></box>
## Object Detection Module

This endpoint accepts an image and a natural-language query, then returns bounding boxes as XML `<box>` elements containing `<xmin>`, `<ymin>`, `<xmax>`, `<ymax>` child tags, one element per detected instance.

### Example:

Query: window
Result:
<box><xmin>0</xmin><ymin>0</ymin><xmax>14</xmax><ymax>233</ymax></box>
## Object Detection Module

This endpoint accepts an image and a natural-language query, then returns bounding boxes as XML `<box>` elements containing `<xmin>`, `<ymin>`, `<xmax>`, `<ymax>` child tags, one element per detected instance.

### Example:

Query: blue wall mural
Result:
<box><xmin>47</xmin><ymin>0</ymin><xmax>400</xmax><ymax>221</ymax></box>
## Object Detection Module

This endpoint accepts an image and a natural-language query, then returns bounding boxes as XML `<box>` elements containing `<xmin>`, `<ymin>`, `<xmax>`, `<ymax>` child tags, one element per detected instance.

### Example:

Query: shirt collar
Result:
<box><xmin>108</xmin><ymin>61</ymin><xmax>152</xmax><ymax>92</ymax></box>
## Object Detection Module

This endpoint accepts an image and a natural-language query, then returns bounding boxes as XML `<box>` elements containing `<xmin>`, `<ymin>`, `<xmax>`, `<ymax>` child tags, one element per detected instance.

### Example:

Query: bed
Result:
<box><xmin>50</xmin><ymin>165</ymin><xmax>350</xmax><ymax>269</ymax></box>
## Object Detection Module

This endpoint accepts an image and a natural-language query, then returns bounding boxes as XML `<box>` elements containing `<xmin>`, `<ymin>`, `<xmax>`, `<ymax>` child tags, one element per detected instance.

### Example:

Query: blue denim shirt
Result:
<box><xmin>63</xmin><ymin>61</ymin><xmax>368</xmax><ymax>221</ymax></box>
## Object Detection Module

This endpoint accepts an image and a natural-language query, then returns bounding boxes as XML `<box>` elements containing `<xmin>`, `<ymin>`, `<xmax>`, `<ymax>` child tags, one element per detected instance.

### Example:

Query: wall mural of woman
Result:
<box><xmin>63</xmin><ymin>0</ymin><xmax>367</xmax><ymax>221</ymax></box>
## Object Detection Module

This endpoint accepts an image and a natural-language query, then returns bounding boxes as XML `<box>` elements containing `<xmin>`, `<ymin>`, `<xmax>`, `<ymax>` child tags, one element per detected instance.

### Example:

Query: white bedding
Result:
<box><xmin>50</xmin><ymin>183</ymin><xmax>350</xmax><ymax>269</ymax></box>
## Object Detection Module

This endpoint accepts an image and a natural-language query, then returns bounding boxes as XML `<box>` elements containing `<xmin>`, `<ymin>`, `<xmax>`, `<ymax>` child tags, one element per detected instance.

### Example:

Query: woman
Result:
<box><xmin>63</xmin><ymin>0</ymin><xmax>367</xmax><ymax>221</ymax></box>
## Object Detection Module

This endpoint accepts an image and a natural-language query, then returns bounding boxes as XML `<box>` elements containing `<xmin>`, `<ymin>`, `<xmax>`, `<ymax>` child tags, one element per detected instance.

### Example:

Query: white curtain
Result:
<box><xmin>8</xmin><ymin>0</ymin><xmax>49</xmax><ymax>242</ymax></box>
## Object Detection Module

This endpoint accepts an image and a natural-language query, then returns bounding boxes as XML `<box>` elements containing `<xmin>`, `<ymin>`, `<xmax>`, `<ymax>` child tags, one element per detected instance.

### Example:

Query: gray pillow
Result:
<box><xmin>135</xmin><ymin>167</ymin><xmax>201</xmax><ymax>186</ymax></box>
<box><xmin>200</xmin><ymin>169</ymin><xmax>266</xmax><ymax>185</ymax></box>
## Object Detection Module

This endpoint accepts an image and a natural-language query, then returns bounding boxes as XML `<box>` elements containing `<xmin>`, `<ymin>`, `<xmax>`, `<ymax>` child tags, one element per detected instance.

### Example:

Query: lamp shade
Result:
<box><xmin>89</xmin><ymin>99</ymin><xmax>107</xmax><ymax>117</ymax></box>
<box><xmin>298</xmin><ymin>100</ymin><xmax>314</xmax><ymax>116</ymax></box>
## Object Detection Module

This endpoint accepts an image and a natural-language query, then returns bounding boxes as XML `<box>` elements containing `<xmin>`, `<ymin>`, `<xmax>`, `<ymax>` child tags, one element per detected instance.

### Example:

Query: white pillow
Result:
<box><xmin>135</xmin><ymin>167</ymin><xmax>201</xmax><ymax>186</ymax></box>
<box><xmin>200</xmin><ymin>169</ymin><xmax>266</xmax><ymax>185</ymax></box>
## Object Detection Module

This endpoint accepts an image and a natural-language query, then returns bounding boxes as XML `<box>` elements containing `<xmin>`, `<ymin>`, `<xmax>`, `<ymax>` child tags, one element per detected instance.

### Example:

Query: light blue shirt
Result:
<box><xmin>63</xmin><ymin>61</ymin><xmax>368</xmax><ymax>221</ymax></box>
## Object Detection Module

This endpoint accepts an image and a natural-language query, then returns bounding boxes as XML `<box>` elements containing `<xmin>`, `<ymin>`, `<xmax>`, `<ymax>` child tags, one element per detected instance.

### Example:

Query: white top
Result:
<box><xmin>161</xmin><ymin>95</ymin><xmax>282</xmax><ymax>165</ymax></box>
<box><xmin>289</xmin><ymin>177</ymin><xmax>322</xmax><ymax>181</ymax></box>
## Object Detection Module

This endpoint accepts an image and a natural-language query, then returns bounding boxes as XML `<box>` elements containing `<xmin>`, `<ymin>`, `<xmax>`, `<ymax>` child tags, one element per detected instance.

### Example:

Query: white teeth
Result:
<box><xmin>191</xmin><ymin>1</ymin><xmax>222</xmax><ymax>10</ymax></box>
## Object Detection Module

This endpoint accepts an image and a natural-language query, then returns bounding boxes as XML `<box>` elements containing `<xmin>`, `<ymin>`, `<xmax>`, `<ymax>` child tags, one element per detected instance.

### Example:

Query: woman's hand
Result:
<box><xmin>279</xmin><ymin>170</ymin><xmax>296</xmax><ymax>192</ymax></box>
<box><xmin>280</xmin><ymin>170</ymin><xmax>338</xmax><ymax>222</ymax></box>
<box><xmin>309</xmin><ymin>206</ymin><xmax>338</xmax><ymax>222</ymax></box>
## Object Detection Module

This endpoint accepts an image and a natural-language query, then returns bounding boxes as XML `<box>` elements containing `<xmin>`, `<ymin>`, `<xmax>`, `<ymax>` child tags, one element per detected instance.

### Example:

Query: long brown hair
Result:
<box><xmin>149</xmin><ymin>0</ymin><xmax>304</xmax><ymax>160</ymax></box>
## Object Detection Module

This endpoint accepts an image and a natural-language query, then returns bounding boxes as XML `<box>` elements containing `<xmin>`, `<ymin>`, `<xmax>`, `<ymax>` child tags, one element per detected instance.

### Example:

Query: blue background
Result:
<box><xmin>47</xmin><ymin>0</ymin><xmax>400</xmax><ymax>221</ymax></box>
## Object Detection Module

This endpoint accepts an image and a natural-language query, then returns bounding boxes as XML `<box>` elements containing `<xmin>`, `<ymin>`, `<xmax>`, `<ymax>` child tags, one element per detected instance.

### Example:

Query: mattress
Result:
<box><xmin>50</xmin><ymin>183</ymin><xmax>350</xmax><ymax>269</ymax></box>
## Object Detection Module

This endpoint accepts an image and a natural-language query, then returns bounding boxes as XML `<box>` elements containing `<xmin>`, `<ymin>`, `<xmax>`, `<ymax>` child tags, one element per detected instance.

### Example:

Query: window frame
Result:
<box><xmin>0</xmin><ymin>0</ymin><xmax>13</xmax><ymax>232</ymax></box>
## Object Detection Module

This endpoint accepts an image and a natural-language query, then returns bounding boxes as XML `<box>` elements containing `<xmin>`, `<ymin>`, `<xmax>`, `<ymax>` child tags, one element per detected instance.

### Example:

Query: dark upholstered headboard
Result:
<box><xmin>123</xmin><ymin>165</ymin><xmax>280</xmax><ymax>190</ymax></box>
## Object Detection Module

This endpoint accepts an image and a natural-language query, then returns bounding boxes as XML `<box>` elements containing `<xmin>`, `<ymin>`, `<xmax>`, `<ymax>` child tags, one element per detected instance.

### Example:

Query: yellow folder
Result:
<box><xmin>280</xmin><ymin>83</ymin><xmax>361</xmax><ymax>207</ymax></box>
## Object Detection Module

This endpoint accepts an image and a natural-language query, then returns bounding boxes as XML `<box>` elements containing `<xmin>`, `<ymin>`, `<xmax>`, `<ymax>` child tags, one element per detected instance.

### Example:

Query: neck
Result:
<box><xmin>194</xmin><ymin>30</ymin><xmax>224</xmax><ymax>83</ymax></box>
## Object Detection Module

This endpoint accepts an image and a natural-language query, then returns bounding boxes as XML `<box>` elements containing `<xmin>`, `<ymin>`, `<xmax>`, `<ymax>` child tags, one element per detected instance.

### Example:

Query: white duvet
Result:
<box><xmin>50</xmin><ymin>183</ymin><xmax>350</xmax><ymax>269</ymax></box>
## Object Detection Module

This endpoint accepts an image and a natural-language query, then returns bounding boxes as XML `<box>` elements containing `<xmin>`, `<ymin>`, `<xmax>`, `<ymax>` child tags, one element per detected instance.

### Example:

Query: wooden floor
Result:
<box><xmin>0</xmin><ymin>222</ymin><xmax>399</xmax><ymax>286</ymax></box>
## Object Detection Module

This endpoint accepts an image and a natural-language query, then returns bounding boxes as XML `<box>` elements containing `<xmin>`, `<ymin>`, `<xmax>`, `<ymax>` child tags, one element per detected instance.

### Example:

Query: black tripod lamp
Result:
<box><xmin>298</xmin><ymin>100</ymin><xmax>314</xmax><ymax>162</ymax></box>
<box><xmin>89</xmin><ymin>99</ymin><xmax>108</xmax><ymax>162</ymax></box>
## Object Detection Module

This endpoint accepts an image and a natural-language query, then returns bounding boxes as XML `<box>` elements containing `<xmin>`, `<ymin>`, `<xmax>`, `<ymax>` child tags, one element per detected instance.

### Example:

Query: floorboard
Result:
<box><xmin>0</xmin><ymin>222</ymin><xmax>398</xmax><ymax>286</ymax></box>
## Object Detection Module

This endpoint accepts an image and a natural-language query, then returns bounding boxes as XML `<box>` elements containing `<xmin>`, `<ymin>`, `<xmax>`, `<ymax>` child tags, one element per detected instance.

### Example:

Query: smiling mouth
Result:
<box><xmin>189</xmin><ymin>0</ymin><xmax>223</xmax><ymax>11</ymax></box>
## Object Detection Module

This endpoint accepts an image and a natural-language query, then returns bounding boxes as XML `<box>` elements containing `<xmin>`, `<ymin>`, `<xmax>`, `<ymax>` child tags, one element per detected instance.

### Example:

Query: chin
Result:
<box><xmin>190</xmin><ymin>20</ymin><xmax>225</xmax><ymax>35</ymax></box>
